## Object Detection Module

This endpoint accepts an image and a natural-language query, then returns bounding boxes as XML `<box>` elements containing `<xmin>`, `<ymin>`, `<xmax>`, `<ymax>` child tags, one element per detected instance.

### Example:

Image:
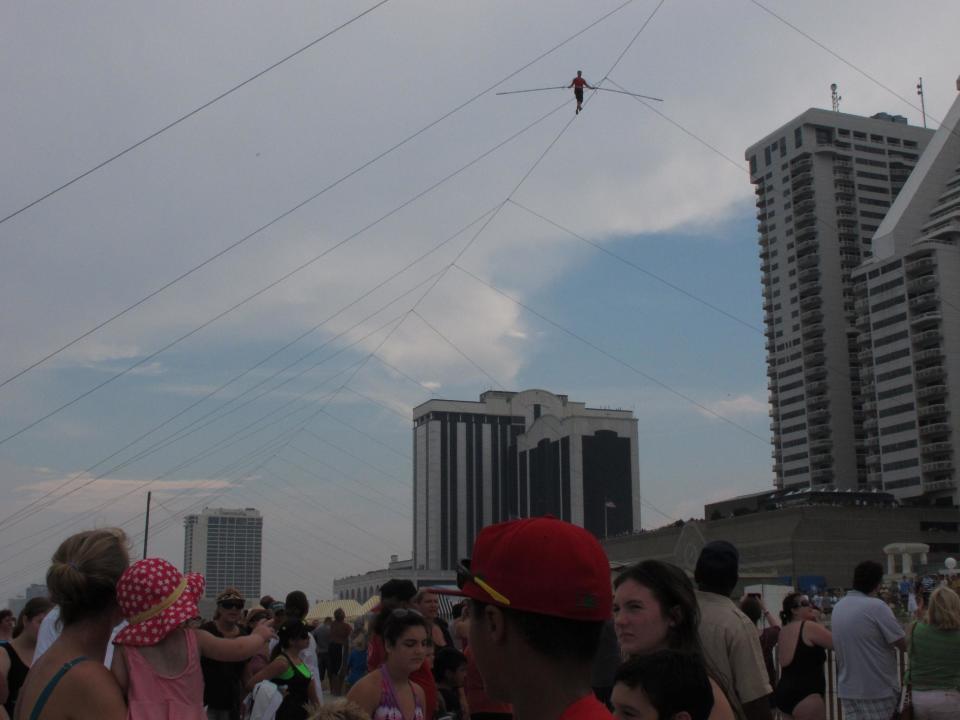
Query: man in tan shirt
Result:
<box><xmin>694</xmin><ymin>541</ymin><xmax>772</xmax><ymax>720</ymax></box>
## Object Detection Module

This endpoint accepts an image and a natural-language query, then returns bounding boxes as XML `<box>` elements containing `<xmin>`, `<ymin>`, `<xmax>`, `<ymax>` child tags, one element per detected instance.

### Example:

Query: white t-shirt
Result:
<box><xmin>831</xmin><ymin>590</ymin><xmax>905</xmax><ymax>700</ymax></box>
<box><xmin>34</xmin><ymin>607</ymin><xmax>126</xmax><ymax>668</ymax></box>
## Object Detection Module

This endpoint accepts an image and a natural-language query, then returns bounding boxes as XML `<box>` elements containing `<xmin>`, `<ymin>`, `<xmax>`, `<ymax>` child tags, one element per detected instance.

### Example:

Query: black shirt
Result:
<box><xmin>200</xmin><ymin>621</ymin><xmax>247</xmax><ymax>718</ymax></box>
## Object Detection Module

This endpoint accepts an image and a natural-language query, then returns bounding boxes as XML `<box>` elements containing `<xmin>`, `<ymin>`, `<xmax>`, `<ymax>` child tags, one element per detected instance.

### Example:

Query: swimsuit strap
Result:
<box><xmin>381</xmin><ymin>669</ymin><xmax>400</xmax><ymax>709</ymax></box>
<box><xmin>28</xmin><ymin>657</ymin><xmax>89</xmax><ymax>720</ymax></box>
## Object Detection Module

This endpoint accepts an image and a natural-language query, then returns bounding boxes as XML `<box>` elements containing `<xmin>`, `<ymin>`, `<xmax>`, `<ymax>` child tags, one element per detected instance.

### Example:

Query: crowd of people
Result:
<box><xmin>1</xmin><ymin>521</ymin><xmax>959</xmax><ymax>720</ymax></box>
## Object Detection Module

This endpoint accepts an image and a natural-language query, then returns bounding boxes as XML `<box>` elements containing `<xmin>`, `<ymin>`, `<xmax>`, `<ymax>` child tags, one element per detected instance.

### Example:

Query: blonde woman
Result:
<box><xmin>906</xmin><ymin>586</ymin><xmax>960</xmax><ymax>719</ymax></box>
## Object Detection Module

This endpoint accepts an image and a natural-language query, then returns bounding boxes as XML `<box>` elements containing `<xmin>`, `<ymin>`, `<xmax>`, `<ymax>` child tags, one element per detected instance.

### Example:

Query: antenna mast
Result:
<box><xmin>917</xmin><ymin>77</ymin><xmax>927</xmax><ymax>128</ymax></box>
<box><xmin>830</xmin><ymin>83</ymin><xmax>841</xmax><ymax>112</ymax></box>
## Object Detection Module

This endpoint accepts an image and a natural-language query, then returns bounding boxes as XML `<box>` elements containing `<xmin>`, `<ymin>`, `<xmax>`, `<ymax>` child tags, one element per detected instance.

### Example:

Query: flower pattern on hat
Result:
<box><xmin>114</xmin><ymin>557</ymin><xmax>205</xmax><ymax>647</ymax></box>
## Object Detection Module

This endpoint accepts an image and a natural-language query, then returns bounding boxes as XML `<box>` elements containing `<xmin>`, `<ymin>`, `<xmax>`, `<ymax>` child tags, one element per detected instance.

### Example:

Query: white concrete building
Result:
<box><xmin>332</xmin><ymin>555</ymin><xmax>455</xmax><ymax>602</ymax></box>
<box><xmin>747</xmin><ymin>110</ymin><xmax>933</xmax><ymax>490</ymax></box>
<box><xmin>184</xmin><ymin>507</ymin><xmax>263</xmax><ymax>599</ymax></box>
<box><xmin>853</xmin><ymin>89</ymin><xmax>960</xmax><ymax>506</ymax></box>
<box><xmin>413</xmin><ymin>389</ymin><xmax>640</xmax><ymax>571</ymax></box>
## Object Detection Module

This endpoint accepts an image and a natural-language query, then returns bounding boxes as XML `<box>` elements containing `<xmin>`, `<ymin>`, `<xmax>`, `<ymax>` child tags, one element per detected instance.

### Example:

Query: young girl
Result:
<box><xmin>347</xmin><ymin>609</ymin><xmax>429</xmax><ymax>720</ymax></box>
<box><xmin>248</xmin><ymin>619</ymin><xmax>319</xmax><ymax>720</ymax></box>
<box><xmin>110</xmin><ymin>558</ymin><xmax>273</xmax><ymax>720</ymax></box>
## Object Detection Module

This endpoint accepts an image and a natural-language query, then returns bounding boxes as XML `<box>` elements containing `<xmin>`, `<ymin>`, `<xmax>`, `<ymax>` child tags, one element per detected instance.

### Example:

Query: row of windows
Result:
<box><xmin>881</xmin><ymin>439</ymin><xmax>918</xmax><ymax>454</ymax></box>
<box><xmin>883</xmin><ymin>457</ymin><xmax>919</xmax><ymax>472</ymax></box>
<box><xmin>872</xmin><ymin>312</ymin><xmax>907</xmax><ymax>331</ymax></box>
<box><xmin>876</xmin><ymin>384</ymin><xmax>913</xmax><ymax>401</ymax></box>
<box><xmin>875</xmin><ymin>347</ymin><xmax>911</xmax><ymax>366</ymax></box>
<box><xmin>879</xmin><ymin>402</ymin><xmax>915</xmax><ymax>418</ymax></box>
<box><xmin>869</xmin><ymin>277</ymin><xmax>904</xmax><ymax>296</ymax></box>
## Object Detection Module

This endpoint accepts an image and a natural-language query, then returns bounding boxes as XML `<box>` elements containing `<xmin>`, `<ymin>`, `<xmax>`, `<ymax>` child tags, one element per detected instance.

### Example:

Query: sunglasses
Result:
<box><xmin>219</xmin><ymin>601</ymin><xmax>244</xmax><ymax>610</ymax></box>
<box><xmin>457</xmin><ymin>559</ymin><xmax>510</xmax><ymax>606</ymax></box>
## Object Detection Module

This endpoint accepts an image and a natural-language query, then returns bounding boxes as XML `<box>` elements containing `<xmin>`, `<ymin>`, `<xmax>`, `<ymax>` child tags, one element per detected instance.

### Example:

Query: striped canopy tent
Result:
<box><xmin>357</xmin><ymin>595</ymin><xmax>381</xmax><ymax>616</ymax></box>
<box><xmin>306</xmin><ymin>598</ymin><xmax>363</xmax><ymax>622</ymax></box>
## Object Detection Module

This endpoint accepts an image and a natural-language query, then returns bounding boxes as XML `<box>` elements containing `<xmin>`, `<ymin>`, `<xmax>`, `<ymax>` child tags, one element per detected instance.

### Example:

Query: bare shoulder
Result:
<box><xmin>346</xmin><ymin>669</ymin><xmax>381</xmax><ymax>711</ymax></box>
<box><xmin>707</xmin><ymin>678</ymin><xmax>736</xmax><ymax>720</ymax></box>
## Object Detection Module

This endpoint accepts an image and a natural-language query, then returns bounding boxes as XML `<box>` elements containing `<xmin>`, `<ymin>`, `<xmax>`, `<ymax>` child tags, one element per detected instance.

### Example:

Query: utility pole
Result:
<box><xmin>143</xmin><ymin>491</ymin><xmax>152</xmax><ymax>559</ymax></box>
<box><xmin>917</xmin><ymin>77</ymin><xmax>927</xmax><ymax>128</ymax></box>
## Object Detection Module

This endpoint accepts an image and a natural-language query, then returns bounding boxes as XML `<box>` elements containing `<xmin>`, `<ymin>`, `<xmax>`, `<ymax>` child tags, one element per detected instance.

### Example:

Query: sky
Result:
<box><xmin>1</xmin><ymin>0</ymin><xmax>958</xmax><ymax>603</ymax></box>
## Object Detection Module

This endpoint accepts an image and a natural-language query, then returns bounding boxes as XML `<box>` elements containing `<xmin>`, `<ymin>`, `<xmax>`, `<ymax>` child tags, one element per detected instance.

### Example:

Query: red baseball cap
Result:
<box><xmin>435</xmin><ymin>516</ymin><xmax>612</xmax><ymax>621</ymax></box>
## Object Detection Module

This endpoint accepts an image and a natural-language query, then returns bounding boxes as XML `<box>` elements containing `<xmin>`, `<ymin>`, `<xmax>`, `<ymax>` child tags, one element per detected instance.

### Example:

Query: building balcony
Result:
<box><xmin>908</xmin><ymin>276</ymin><xmax>938</xmax><ymax>294</ymax></box>
<box><xmin>807</xmin><ymin>393</ymin><xmax>829</xmax><ymax>410</ymax></box>
<box><xmin>767</xmin><ymin>365</ymin><xmax>777</xmax><ymax>378</ymax></box>
<box><xmin>799</xmin><ymin>283</ymin><xmax>822</xmax><ymax>300</ymax></box>
<box><xmin>808</xmin><ymin>422</ymin><xmax>830</xmax><ymax>438</ymax></box>
<box><xmin>801</xmin><ymin>309</ymin><xmax>823</xmax><ymax>325</ymax></box>
<box><xmin>863</xmin><ymin>417</ymin><xmax>878</xmax><ymax>431</ymax></box>
<box><xmin>911</xmin><ymin>311</ymin><xmax>941</xmax><ymax>329</ymax></box>
<box><xmin>810</xmin><ymin>453</ymin><xmax>833</xmax><ymax>469</ymax></box>
<box><xmin>807</xmin><ymin>380</ymin><xmax>828</xmax><ymax>395</ymax></box>
<box><xmin>805</xmin><ymin>352</ymin><xmax>826</xmax><ymax>366</ymax></box>
<box><xmin>922</xmin><ymin>460</ymin><xmax>955</xmax><ymax>475</ymax></box>
<box><xmin>914</xmin><ymin>347</ymin><xmax>944</xmax><ymax>364</ymax></box>
<box><xmin>917</xmin><ymin>384</ymin><xmax>947</xmax><ymax>401</ymax></box>
<box><xmin>798</xmin><ymin>267</ymin><xmax>820</xmax><ymax>283</ymax></box>
<box><xmin>800</xmin><ymin>296</ymin><xmax>822</xmax><ymax>311</ymax></box>
<box><xmin>909</xmin><ymin>293</ymin><xmax>940</xmax><ymax>312</ymax></box>
<box><xmin>836</xmin><ymin>216</ymin><xmax>858</xmax><ymax>229</ymax></box>
<box><xmin>811</xmin><ymin>468</ymin><xmax>834</xmax><ymax>484</ymax></box>
<box><xmin>918</xmin><ymin>404</ymin><xmax>949</xmax><ymax>420</ymax></box>
<box><xmin>807</xmin><ymin>408</ymin><xmax>831</xmax><ymax>423</ymax></box>
<box><xmin>916</xmin><ymin>365</ymin><xmax>945</xmax><ymax>383</ymax></box>
<box><xmin>796</xmin><ymin>238</ymin><xmax>818</xmax><ymax>256</ymax></box>
<box><xmin>764</xmin><ymin>300</ymin><xmax>774</xmax><ymax>313</ymax></box>
<box><xmin>797</xmin><ymin>254</ymin><xmax>819</xmax><ymax>270</ymax></box>
<box><xmin>919</xmin><ymin>423</ymin><xmax>952</xmax><ymax>439</ymax></box>
<box><xmin>912</xmin><ymin>329</ymin><xmax>942</xmax><ymax>348</ymax></box>
<box><xmin>757</xmin><ymin>223</ymin><xmax>770</xmax><ymax>234</ymax></box>
<box><xmin>802</xmin><ymin>323</ymin><xmax>824</xmax><ymax>339</ymax></box>
<box><xmin>795</xmin><ymin>212</ymin><xmax>817</xmax><ymax>229</ymax></box>
<box><xmin>921</xmin><ymin>441</ymin><xmax>953</xmax><ymax>457</ymax></box>
<box><xmin>924</xmin><ymin>478</ymin><xmax>957</xmax><ymax>492</ymax></box>
<box><xmin>809</xmin><ymin>437</ymin><xmax>833</xmax><ymax>452</ymax></box>
<box><xmin>804</xmin><ymin>366</ymin><xmax>827</xmax><ymax>383</ymax></box>
<box><xmin>761</xmin><ymin>262</ymin><xmax>772</xmax><ymax>273</ymax></box>
<box><xmin>905</xmin><ymin>256</ymin><xmax>936</xmax><ymax>276</ymax></box>
<box><xmin>857</xmin><ymin>348</ymin><xmax>874</xmax><ymax>363</ymax></box>
<box><xmin>792</xmin><ymin>172</ymin><xmax>813</xmax><ymax>188</ymax></box>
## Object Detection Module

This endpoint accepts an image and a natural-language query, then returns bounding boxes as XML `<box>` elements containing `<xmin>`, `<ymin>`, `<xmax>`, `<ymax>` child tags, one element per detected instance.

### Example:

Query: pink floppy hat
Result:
<box><xmin>114</xmin><ymin>558</ymin><xmax>205</xmax><ymax>646</ymax></box>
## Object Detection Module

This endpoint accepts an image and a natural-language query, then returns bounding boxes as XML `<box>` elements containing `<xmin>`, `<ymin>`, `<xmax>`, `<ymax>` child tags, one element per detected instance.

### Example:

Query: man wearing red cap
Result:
<box><xmin>439</xmin><ymin>516</ymin><xmax>614</xmax><ymax>720</ymax></box>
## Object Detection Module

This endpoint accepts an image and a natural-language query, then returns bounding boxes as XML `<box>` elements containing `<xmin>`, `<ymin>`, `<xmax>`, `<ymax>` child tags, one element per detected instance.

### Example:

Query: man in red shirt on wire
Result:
<box><xmin>568</xmin><ymin>71</ymin><xmax>595</xmax><ymax>114</ymax></box>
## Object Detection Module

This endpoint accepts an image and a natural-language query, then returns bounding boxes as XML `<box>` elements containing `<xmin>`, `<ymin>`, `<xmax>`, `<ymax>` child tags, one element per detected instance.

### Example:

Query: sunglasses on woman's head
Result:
<box><xmin>391</xmin><ymin>608</ymin><xmax>423</xmax><ymax>619</ymax></box>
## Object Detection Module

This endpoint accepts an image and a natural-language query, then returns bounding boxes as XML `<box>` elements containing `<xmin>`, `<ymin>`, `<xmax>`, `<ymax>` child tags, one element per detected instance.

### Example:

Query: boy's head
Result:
<box><xmin>612</xmin><ymin>651</ymin><xmax>714</xmax><ymax>720</ymax></box>
<box><xmin>433</xmin><ymin>646</ymin><xmax>468</xmax><ymax>687</ymax></box>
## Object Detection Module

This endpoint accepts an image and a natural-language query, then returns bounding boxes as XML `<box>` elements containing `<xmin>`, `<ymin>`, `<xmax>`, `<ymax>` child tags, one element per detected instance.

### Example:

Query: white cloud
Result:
<box><xmin>698</xmin><ymin>393</ymin><xmax>768</xmax><ymax>420</ymax></box>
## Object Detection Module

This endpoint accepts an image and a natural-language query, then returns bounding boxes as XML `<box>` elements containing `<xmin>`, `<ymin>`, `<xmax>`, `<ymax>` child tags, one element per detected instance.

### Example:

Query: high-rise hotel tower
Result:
<box><xmin>747</xmin><ymin>110</ymin><xmax>932</xmax><ymax>490</ymax></box>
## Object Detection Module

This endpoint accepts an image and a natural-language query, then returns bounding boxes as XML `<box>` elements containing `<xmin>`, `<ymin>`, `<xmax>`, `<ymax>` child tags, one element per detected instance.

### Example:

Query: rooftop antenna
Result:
<box><xmin>917</xmin><ymin>77</ymin><xmax>927</xmax><ymax>128</ymax></box>
<box><xmin>830</xmin><ymin>83</ymin><xmax>841</xmax><ymax>112</ymax></box>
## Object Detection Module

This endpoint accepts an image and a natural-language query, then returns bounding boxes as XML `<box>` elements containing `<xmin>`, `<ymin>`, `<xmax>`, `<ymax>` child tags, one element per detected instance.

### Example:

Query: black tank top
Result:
<box><xmin>2</xmin><ymin>643</ymin><xmax>30</xmax><ymax>715</ymax></box>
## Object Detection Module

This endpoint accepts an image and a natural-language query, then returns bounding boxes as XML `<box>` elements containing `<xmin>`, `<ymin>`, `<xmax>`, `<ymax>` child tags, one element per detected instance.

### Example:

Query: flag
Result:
<box><xmin>604</xmin><ymin>500</ymin><xmax>617</xmax><ymax>509</ymax></box>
